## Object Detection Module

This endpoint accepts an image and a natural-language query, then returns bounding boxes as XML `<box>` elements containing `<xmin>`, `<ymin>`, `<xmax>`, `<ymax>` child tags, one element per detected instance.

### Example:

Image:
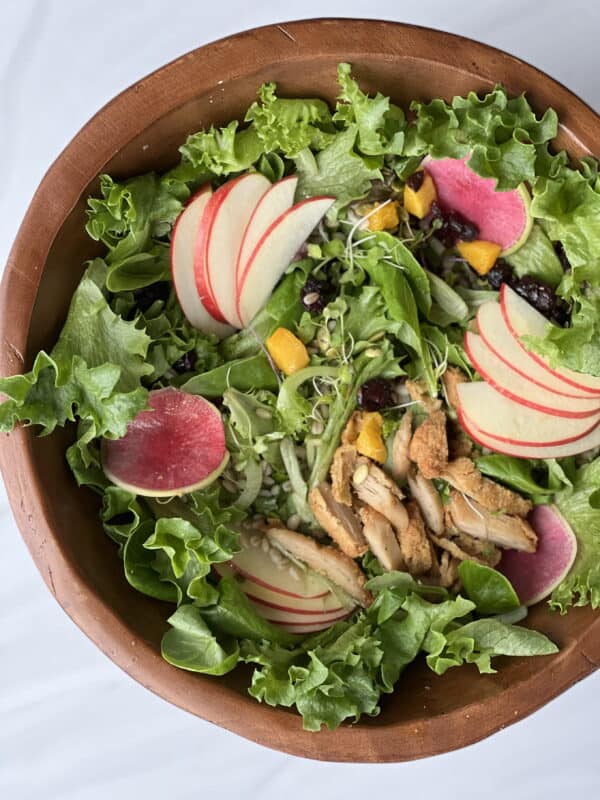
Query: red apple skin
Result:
<box><xmin>456</xmin><ymin>382</ymin><xmax>600</xmax><ymax>447</ymax></box>
<box><xmin>194</xmin><ymin>175</ymin><xmax>248</xmax><ymax>324</ymax></box>
<box><xmin>475</xmin><ymin>303</ymin><xmax>596</xmax><ymax>400</ymax></box>
<box><xmin>265</xmin><ymin>609</ymin><xmax>353</xmax><ymax>633</ymax></box>
<box><xmin>500</xmin><ymin>284</ymin><xmax>600</xmax><ymax>396</ymax></box>
<box><xmin>245</xmin><ymin>592</ymin><xmax>345</xmax><ymax>616</ymax></box>
<box><xmin>228</xmin><ymin>562</ymin><xmax>330</xmax><ymax>600</ymax></box>
<box><xmin>457</xmin><ymin>408</ymin><xmax>600</xmax><ymax>458</ymax></box>
<box><xmin>235</xmin><ymin>175</ymin><xmax>298</xmax><ymax>291</ymax></box>
<box><xmin>463</xmin><ymin>332</ymin><xmax>600</xmax><ymax>419</ymax></box>
<box><xmin>235</xmin><ymin>195</ymin><xmax>335</xmax><ymax>324</ymax></box>
<box><xmin>170</xmin><ymin>185</ymin><xmax>235</xmax><ymax>337</ymax></box>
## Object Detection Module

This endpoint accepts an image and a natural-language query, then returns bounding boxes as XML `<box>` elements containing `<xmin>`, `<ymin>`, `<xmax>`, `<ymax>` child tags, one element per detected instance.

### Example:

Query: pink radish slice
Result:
<box><xmin>102</xmin><ymin>388</ymin><xmax>228</xmax><ymax>496</ymax></box>
<box><xmin>499</xmin><ymin>505</ymin><xmax>577</xmax><ymax>606</ymax></box>
<box><xmin>423</xmin><ymin>155</ymin><xmax>531</xmax><ymax>253</ymax></box>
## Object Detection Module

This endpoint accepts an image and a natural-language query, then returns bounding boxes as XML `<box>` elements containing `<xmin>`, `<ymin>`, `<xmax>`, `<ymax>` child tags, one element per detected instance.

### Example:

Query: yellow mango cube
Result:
<box><xmin>403</xmin><ymin>172</ymin><xmax>437</xmax><ymax>219</ymax></box>
<box><xmin>265</xmin><ymin>327</ymin><xmax>310</xmax><ymax>375</ymax></box>
<box><xmin>367</xmin><ymin>201</ymin><xmax>400</xmax><ymax>231</ymax></box>
<box><xmin>456</xmin><ymin>240</ymin><xmax>503</xmax><ymax>275</ymax></box>
<box><xmin>355</xmin><ymin>412</ymin><xmax>387</xmax><ymax>464</ymax></box>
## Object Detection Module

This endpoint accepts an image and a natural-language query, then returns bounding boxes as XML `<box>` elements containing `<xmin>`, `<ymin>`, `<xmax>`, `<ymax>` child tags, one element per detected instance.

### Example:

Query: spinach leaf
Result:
<box><xmin>182</xmin><ymin>354</ymin><xmax>278</xmax><ymax>396</ymax></box>
<box><xmin>123</xmin><ymin>520</ymin><xmax>178</xmax><ymax>602</ymax></box>
<box><xmin>161</xmin><ymin>605</ymin><xmax>240</xmax><ymax>675</ymax></box>
<box><xmin>457</xmin><ymin>561</ymin><xmax>520</xmax><ymax>615</ymax></box>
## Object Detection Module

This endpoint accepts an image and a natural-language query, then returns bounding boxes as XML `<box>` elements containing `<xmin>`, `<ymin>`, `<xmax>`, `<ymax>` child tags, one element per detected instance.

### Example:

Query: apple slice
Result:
<box><xmin>261</xmin><ymin>607</ymin><xmax>354</xmax><ymax>634</ymax></box>
<box><xmin>170</xmin><ymin>186</ymin><xmax>234</xmax><ymax>338</ymax></box>
<box><xmin>464</xmin><ymin>332</ymin><xmax>600</xmax><ymax>418</ymax></box>
<box><xmin>476</xmin><ymin>301</ymin><xmax>597</xmax><ymax>400</ymax></box>
<box><xmin>237</xmin><ymin>196</ymin><xmax>335</xmax><ymax>326</ymax></box>
<box><xmin>195</xmin><ymin>173</ymin><xmax>271</xmax><ymax>327</ymax></box>
<box><xmin>459</xmin><ymin>408</ymin><xmax>600</xmax><ymax>458</ymax></box>
<box><xmin>456</xmin><ymin>381</ymin><xmax>600</xmax><ymax>446</ymax></box>
<box><xmin>236</xmin><ymin>176</ymin><xmax>298</xmax><ymax>287</ymax></box>
<box><xmin>501</xmin><ymin>284</ymin><xmax>600</xmax><ymax>395</ymax></box>
<box><xmin>214</xmin><ymin>529</ymin><xmax>356</xmax><ymax>635</ymax></box>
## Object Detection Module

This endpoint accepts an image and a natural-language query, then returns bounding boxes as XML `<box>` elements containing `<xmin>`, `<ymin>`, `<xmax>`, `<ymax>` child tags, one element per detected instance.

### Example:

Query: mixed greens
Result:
<box><xmin>2</xmin><ymin>64</ymin><xmax>600</xmax><ymax>731</ymax></box>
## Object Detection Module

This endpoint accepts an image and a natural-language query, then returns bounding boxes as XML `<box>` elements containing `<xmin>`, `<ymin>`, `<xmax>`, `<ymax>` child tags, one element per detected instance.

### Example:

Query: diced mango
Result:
<box><xmin>367</xmin><ymin>201</ymin><xmax>400</xmax><ymax>231</ymax></box>
<box><xmin>456</xmin><ymin>240</ymin><xmax>503</xmax><ymax>275</ymax></box>
<box><xmin>403</xmin><ymin>171</ymin><xmax>437</xmax><ymax>219</ymax></box>
<box><xmin>266</xmin><ymin>327</ymin><xmax>310</xmax><ymax>375</ymax></box>
<box><xmin>355</xmin><ymin>412</ymin><xmax>387</xmax><ymax>464</ymax></box>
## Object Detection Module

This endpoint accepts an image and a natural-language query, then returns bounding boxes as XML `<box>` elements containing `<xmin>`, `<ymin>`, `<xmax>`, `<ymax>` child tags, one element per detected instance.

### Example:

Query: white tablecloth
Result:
<box><xmin>1</xmin><ymin>1</ymin><xmax>599</xmax><ymax>797</ymax></box>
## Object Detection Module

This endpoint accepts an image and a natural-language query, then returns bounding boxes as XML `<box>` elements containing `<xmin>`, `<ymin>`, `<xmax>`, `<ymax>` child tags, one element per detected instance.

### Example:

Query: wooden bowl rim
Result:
<box><xmin>1</xmin><ymin>19</ymin><xmax>599</xmax><ymax>762</ymax></box>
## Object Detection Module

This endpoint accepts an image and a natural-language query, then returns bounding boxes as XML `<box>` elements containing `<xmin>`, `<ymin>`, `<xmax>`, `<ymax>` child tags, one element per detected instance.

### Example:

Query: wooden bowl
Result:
<box><xmin>1</xmin><ymin>19</ymin><xmax>599</xmax><ymax>762</ymax></box>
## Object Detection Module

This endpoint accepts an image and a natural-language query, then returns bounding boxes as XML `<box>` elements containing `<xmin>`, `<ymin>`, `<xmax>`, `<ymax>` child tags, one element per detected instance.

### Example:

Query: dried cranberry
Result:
<box><xmin>550</xmin><ymin>298</ymin><xmax>572</xmax><ymax>327</ymax></box>
<box><xmin>554</xmin><ymin>242</ymin><xmax>571</xmax><ymax>272</ymax></box>
<box><xmin>301</xmin><ymin>278</ymin><xmax>332</xmax><ymax>314</ymax></box>
<box><xmin>172</xmin><ymin>350</ymin><xmax>197</xmax><ymax>374</ymax></box>
<box><xmin>406</xmin><ymin>170</ymin><xmax>425</xmax><ymax>191</ymax></box>
<box><xmin>133</xmin><ymin>281</ymin><xmax>170</xmax><ymax>312</ymax></box>
<box><xmin>357</xmin><ymin>378</ymin><xmax>395</xmax><ymax>411</ymax></box>
<box><xmin>513</xmin><ymin>276</ymin><xmax>570</xmax><ymax>324</ymax></box>
<box><xmin>486</xmin><ymin>261</ymin><xmax>515</xmax><ymax>290</ymax></box>
<box><xmin>422</xmin><ymin>200</ymin><xmax>444</xmax><ymax>227</ymax></box>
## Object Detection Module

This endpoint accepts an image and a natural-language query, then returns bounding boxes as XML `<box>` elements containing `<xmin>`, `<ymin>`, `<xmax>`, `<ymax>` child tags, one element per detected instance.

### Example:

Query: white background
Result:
<box><xmin>1</xmin><ymin>1</ymin><xmax>599</xmax><ymax>797</ymax></box>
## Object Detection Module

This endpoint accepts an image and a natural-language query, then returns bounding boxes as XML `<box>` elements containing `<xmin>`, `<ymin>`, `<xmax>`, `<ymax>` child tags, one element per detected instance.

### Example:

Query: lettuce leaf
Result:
<box><xmin>531</xmin><ymin>167</ymin><xmax>600</xmax><ymax>269</ymax></box>
<box><xmin>334</xmin><ymin>63</ymin><xmax>406</xmax><ymax>156</ymax></box>
<box><xmin>245</xmin><ymin>82</ymin><xmax>334</xmax><ymax>157</ymax></box>
<box><xmin>505</xmin><ymin>224</ymin><xmax>564</xmax><ymax>287</ymax></box>
<box><xmin>86</xmin><ymin>174</ymin><xmax>182</xmax><ymax>291</ymax></box>
<box><xmin>405</xmin><ymin>86</ymin><xmax>558</xmax><ymax>190</ymax></box>
<box><xmin>233</xmin><ymin>587</ymin><xmax>557</xmax><ymax>731</ymax></box>
<box><xmin>551</xmin><ymin>458</ymin><xmax>600</xmax><ymax>612</ymax></box>
<box><xmin>179</xmin><ymin>120</ymin><xmax>264</xmax><ymax>176</ymax></box>
<box><xmin>523</xmin><ymin>288</ymin><xmax>600</xmax><ymax>377</ymax></box>
<box><xmin>0</xmin><ymin>263</ymin><xmax>150</xmax><ymax>436</ymax></box>
<box><xmin>294</xmin><ymin>125</ymin><xmax>382</xmax><ymax>210</ymax></box>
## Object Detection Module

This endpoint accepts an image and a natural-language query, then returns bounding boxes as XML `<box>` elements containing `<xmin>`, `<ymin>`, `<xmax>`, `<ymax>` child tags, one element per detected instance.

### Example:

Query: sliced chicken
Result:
<box><xmin>406</xmin><ymin>467</ymin><xmax>444</xmax><ymax>535</ymax></box>
<box><xmin>309</xmin><ymin>483</ymin><xmax>367</xmax><ymax>558</ymax></box>
<box><xmin>391</xmin><ymin>411</ymin><xmax>413</xmax><ymax>483</ymax></box>
<box><xmin>408</xmin><ymin>410</ymin><xmax>449</xmax><ymax>479</ymax></box>
<box><xmin>358</xmin><ymin>506</ymin><xmax>404</xmax><ymax>572</ymax></box>
<box><xmin>430</xmin><ymin>531</ymin><xmax>501</xmax><ymax>567</ymax></box>
<box><xmin>352</xmin><ymin>458</ymin><xmax>409</xmax><ymax>535</ymax></box>
<box><xmin>438</xmin><ymin>551</ymin><xmax>460</xmax><ymax>589</ymax></box>
<box><xmin>447</xmin><ymin>491</ymin><xmax>537</xmax><ymax>553</ymax></box>
<box><xmin>330</xmin><ymin>444</ymin><xmax>358</xmax><ymax>506</ymax></box>
<box><xmin>448</xmin><ymin>418</ymin><xmax>474</xmax><ymax>459</ymax></box>
<box><xmin>441</xmin><ymin>367</ymin><xmax>468</xmax><ymax>411</ymax></box>
<box><xmin>398</xmin><ymin>500</ymin><xmax>434</xmax><ymax>575</ymax></box>
<box><xmin>441</xmin><ymin>457</ymin><xmax>532</xmax><ymax>517</ymax></box>
<box><xmin>265</xmin><ymin>527</ymin><xmax>373</xmax><ymax>607</ymax></box>
<box><xmin>406</xmin><ymin>379</ymin><xmax>442</xmax><ymax>414</ymax></box>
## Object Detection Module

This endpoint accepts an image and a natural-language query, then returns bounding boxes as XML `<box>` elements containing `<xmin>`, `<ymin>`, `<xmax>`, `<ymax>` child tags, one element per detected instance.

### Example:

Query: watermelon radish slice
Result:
<box><xmin>498</xmin><ymin>505</ymin><xmax>577</xmax><ymax>606</ymax></box>
<box><xmin>102</xmin><ymin>388</ymin><xmax>228</xmax><ymax>496</ymax></box>
<box><xmin>423</xmin><ymin>155</ymin><xmax>532</xmax><ymax>254</ymax></box>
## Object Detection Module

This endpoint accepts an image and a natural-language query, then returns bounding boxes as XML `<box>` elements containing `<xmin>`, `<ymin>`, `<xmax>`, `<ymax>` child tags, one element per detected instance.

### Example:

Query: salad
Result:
<box><xmin>2</xmin><ymin>64</ymin><xmax>600</xmax><ymax>732</ymax></box>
